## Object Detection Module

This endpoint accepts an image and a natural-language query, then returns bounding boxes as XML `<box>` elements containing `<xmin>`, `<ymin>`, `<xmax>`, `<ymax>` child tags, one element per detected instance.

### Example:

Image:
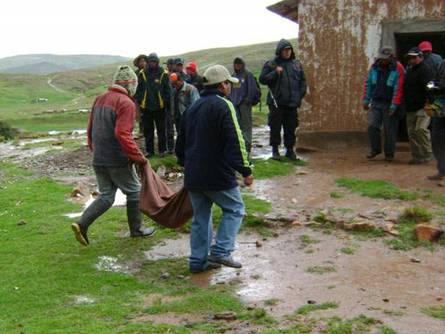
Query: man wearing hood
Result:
<box><xmin>228</xmin><ymin>57</ymin><xmax>260</xmax><ymax>156</ymax></box>
<box><xmin>134</xmin><ymin>53</ymin><xmax>171</xmax><ymax>157</ymax></box>
<box><xmin>71</xmin><ymin>65</ymin><xmax>156</xmax><ymax>246</ymax></box>
<box><xmin>259</xmin><ymin>39</ymin><xmax>307</xmax><ymax>160</ymax></box>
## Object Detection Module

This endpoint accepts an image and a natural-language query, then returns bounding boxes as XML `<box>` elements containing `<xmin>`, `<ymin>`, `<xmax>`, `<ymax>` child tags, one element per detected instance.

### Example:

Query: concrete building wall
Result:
<box><xmin>292</xmin><ymin>0</ymin><xmax>445</xmax><ymax>134</ymax></box>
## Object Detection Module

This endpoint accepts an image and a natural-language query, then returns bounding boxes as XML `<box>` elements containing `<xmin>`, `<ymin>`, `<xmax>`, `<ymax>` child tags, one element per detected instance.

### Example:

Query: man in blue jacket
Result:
<box><xmin>259</xmin><ymin>39</ymin><xmax>307</xmax><ymax>161</ymax></box>
<box><xmin>229</xmin><ymin>57</ymin><xmax>260</xmax><ymax>156</ymax></box>
<box><xmin>363</xmin><ymin>46</ymin><xmax>404</xmax><ymax>162</ymax></box>
<box><xmin>176</xmin><ymin>64</ymin><xmax>254</xmax><ymax>273</ymax></box>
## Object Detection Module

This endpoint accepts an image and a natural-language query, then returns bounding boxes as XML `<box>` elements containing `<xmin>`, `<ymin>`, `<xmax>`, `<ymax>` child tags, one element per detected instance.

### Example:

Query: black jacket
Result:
<box><xmin>259</xmin><ymin>39</ymin><xmax>307</xmax><ymax>108</ymax></box>
<box><xmin>134</xmin><ymin>65</ymin><xmax>170</xmax><ymax>111</ymax></box>
<box><xmin>175</xmin><ymin>89</ymin><xmax>251</xmax><ymax>191</ymax></box>
<box><xmin>187</xmin><ymin>74</ymin><xmax>204</xmax><ymax>92</ymax></box>
<box><xmin>403</xmin><ymin>61</ymin><xmax>434</xmax><ymax>113</ymax></box>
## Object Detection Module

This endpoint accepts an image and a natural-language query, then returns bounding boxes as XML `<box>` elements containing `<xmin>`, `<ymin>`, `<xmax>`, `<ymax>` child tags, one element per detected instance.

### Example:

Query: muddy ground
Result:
<box><xmin>1</xmin><ymin>130</ymin><xmax>445</xmax><ymax>333</ymax></box>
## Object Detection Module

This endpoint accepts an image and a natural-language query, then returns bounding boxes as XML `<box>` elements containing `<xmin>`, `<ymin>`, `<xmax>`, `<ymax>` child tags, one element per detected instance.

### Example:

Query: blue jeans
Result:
<box><xmin>368</xmin><ymin>101</ymin><xmax>399</xmax><ymax>157</ymax></box>
<box><xmin>188</xmin><ymin>187</ymin><xmax>245</xmax><ymax>270</ymax></box>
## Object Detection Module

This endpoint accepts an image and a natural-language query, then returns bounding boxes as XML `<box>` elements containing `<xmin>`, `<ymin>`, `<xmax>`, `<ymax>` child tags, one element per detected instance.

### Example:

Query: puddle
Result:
<box><xmin>144</xmin><ymin>230</ymin><xmax>445</xmax><ymax>333</ymax></box>
<box><xmin>0</xmin><ymin>131</ymin><xmax>87</xmax><ymax>162</ymax></box>
<box><xmin>73</xmin><ymin>295</ymin><xmax>95</xmax><ymax>305</ymax></box>
<box><xmin>95</xmin><ymin>255</ymin><xmax>129</xmax><ymax>273</ymax></box>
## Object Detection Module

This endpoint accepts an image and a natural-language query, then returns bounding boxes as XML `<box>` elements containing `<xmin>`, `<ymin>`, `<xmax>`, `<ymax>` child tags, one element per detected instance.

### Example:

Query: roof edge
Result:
<box><xmin>267</xmin><ymin>0</ymin><xmax>299</xmax><ymax>23</ymax></box>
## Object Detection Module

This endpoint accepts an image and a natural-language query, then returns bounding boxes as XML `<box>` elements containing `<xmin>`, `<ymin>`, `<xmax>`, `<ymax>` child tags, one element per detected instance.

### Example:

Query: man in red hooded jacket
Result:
<box><xmin>71</xmin><ymin>65</ymin><xmax>155</xmax><ymax>246</ymax></box>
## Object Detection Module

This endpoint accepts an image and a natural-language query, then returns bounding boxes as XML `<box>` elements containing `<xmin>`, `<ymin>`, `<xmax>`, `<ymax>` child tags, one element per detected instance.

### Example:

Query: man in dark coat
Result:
<box><xmin>228</xmin><ymin>57</ymin><xmax>259</xmax><ymax>155</ymax></box>
<box><xmin>134</xmin><ymin>53</ymin><xmax>171</xmax><ymax>157</ymax></box>
<box><xmin>403</xmin><ymin>47</ymin><xmax>435</xmax><ymax>165</ymax></box>
<box><xmin>176</xmin><ymin>65</ymin><xmax>253</xmax><ymax>273</ymax></box>
<box><xmin>259</xmin><ymin>39</ymin><xmax>307</xmax><ymax>160</ymax></box>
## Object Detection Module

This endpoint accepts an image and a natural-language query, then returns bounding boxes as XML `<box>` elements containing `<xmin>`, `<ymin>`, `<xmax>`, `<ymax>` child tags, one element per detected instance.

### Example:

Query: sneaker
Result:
<box><xmin>385</xmin><ymin>156</ymin><xmax>394</xmax><ymax>162</ymax></box>
<box><xmin>190</xmin><ymin>261</ymin><xmax>222</xmax><ymax>274</ymax></box>
<box><xmin>208</xmin><ymin>255</ymin><xmax>242</xmax><ymax>269</ymax></box>
<box><xmin>428</xmin><ymin>173</ymin><xmax>445</xmax><ymax>181</ymax></box>
<box><xmin>130</xmin><ymin>227</ymin><xmax>156</xmax><ymax>238</ymax></box>
<box><xmin>71</xmin><ymin>223</ymin><xmax>89</xmax><ymax>246</ymax></box>
<box><xmin>366</xmin><ymin>152</ymin><xmax>381</xmax><ymax>160</ymax></box>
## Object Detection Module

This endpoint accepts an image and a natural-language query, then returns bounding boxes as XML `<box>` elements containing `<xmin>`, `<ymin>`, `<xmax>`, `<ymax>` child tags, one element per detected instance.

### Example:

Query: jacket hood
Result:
<box><xmin>275</xmin><ymin>39</ymin><xmax>296</xmax><ymax>60</ymax></box>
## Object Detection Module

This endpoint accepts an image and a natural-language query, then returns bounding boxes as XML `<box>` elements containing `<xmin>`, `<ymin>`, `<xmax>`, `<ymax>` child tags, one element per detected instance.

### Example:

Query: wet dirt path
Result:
<box><xmin>146</xmin><ymin>229</ymin><xmax>445</xmax><ymax>334</ymax></box>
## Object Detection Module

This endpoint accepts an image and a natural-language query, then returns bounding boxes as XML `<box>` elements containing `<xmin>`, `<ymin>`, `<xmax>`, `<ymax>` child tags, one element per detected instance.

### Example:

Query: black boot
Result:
<box><xmin>127</xmin><ymin>201</ymin><xmax>156</xmax><ymax>237</ymax></box>
<box><xmin>71</xmin><ymin>197</ymin><xmax>111</xmax><ymax>246</ymax></box>
<box><xmin>272</xmin><ymin>146</ymin><xmax>281</xmax><ymax>161</ymax></box>
<box><xmin>285</xmin><ymin>148</ymin><xmax>297</xmax><ymax>161</ymax></box>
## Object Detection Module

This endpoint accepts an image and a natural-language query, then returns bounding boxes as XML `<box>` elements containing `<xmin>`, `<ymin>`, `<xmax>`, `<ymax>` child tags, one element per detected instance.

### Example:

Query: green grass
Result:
<box><xmin>0</xmin><ymin>162</ymin><xmax>272</xmax><ymax>333</ymax></box>
<box><xmin>295</xmin><ymin>302</ymin><xmax>338</xmax><ymax>315</ymax></box>
<box><xmin>299</xmin><ymin>234</ymin><xmax>320</xmax><ymax>246</ymax></box>
<box><xmin>339</xmin><ymin>246</ymin><xmax>355</xmax><ymax>255</ymax></box>
<box><xmin>252</xmin><ymin>158</ymin><xmax>307</xmax><ymax>179</ymax></box>
<box><xmin>384</xmin><ymin>207</ymin><xmax>436</xmax><ymax>251</ymax></box>
<box><xmin>330</xmin><ymin>192</ymin><xmax>343</xmax><ymax>199</ymax></box>
<box><xmin>336</xmin><ymin>178</ymin><xmax>418</xmax><ymax>201</ymax></box>
<box><xmin>6</xmin><ymin>112</ymin><xmax>89</xmax><ymax>133</ymax></box>
<box><xmin>422</xmin><ymin>304</ymin><xmax>445</xmax><ymax>320</ymax></box>
<box><xmin>325</xmin><ymin>315</ymin><xmax>378</xmax><ymax>334</ymax></box>
<box><xmin>306</xmin><ymin>265</ymin><xmax>337</xmax><ymax>275</ymax></box>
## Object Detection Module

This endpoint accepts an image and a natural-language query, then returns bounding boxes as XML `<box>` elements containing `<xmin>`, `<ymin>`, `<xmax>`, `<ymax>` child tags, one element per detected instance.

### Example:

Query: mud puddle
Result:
<box><xmin>145</xmin><ymin>229</ymin><xmax>445</xmax><ymax>333</ymax></box>
<box><xmin>0</xmin><ymin>130</ymin><xmax>87</xmax><ymax>162</ymax></box>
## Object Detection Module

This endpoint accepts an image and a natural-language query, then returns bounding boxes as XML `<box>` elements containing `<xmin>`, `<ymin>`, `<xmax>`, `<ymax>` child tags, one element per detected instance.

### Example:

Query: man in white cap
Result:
<box><xmin>176</xmin><ymin>64</ymin><xmax>253</xmax><ymax>273</ymax></box>
<box><xmin>71</xmin><ymin>65</ymin><xmax>155</xmax><ymax>246</ymax></box>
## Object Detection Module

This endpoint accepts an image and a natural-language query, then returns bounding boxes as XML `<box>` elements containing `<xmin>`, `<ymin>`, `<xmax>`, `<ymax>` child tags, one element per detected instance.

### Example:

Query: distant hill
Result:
<box><xmin>0</xmin><ymin>54</ymin><xmax>130</xmax><ymax>74</ymax></box>
<box><xmin>51</xmin><ymin>39</ymin><xmax>298</xmax><ymax>93</ymax></box>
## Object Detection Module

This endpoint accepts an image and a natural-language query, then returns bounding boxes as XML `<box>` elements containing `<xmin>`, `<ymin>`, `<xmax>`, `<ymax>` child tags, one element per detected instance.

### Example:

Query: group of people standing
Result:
<box><xmin>363</xmin><ymin>41</ymin><xmax>445</xmax><ymax>181</ymax></box>
<box><xmin>131</xmin><ymin>38</ymin><xmax>307</xmax><ymax>163</ymax></box>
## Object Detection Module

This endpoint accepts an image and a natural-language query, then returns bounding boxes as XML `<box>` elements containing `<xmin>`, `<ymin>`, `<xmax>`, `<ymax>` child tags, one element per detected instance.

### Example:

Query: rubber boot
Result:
<box><xmin>126</xmin><ymin>201</ymin><xmax>156</xmax><ymax>237</ymax></box>
<box><xmin>72</xmin><ymin>198</ymin><xmax>112</xmax><ymax>245</ymax></box>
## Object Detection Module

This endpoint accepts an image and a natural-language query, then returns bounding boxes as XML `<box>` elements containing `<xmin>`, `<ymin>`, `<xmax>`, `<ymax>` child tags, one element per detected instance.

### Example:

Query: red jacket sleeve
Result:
<box><xmin>114</xmin><ymin>98</ymin><xmax>146</xmax><ymax>164</ymax></box>
<box><xmin>392</xmin><ymin>61</ymin><xmax>405</xmax><ymax>106</ymax></box>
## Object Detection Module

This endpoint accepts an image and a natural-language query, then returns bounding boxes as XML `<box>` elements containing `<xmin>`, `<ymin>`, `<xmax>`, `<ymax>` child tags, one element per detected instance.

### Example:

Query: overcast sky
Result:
<box><xmin>0</xmin><ymin>0</ymin><xmax>298</xmax><ymax>59</ymax></box>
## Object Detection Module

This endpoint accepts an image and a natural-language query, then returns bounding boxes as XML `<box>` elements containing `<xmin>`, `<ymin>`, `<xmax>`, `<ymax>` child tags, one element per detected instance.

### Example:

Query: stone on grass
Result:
<box><xmin>213</xmin><ymin>311</ymin><xmax>237</xmax><ymax>321</ymax></box>
<box><xmin>415</xmin><ymin>224</ymin><xmax>443</xmax><ymax>242</ymax></box>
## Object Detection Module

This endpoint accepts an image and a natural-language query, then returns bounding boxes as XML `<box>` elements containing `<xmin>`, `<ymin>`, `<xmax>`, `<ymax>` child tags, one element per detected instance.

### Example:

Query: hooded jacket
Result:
<box><xmin>175</xmin><ymin>88</ymin><xmax>251</xmax><ymax>191</ymax></box>
<box><xmin>259</xmin><ymin>39</ymin><xmax>307</xmax><ymax>108</ymax></box>
<box><xmin>87</xmin><ymin>85</ymin><xmax>146</xmax><ymax>166</ymax></box>
<box><xmin>228</xmin><ymin>57</ymin><xmax>259</xmax><ymax>106</ymax></box>
<box><xmin>134</xmin><ymin>64</ymin><xmax>170</xmax><ymax>111</ymax></box>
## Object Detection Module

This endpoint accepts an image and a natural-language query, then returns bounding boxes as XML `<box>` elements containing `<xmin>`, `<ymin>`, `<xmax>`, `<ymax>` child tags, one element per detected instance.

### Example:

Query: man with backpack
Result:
<box><xmin>228</xmin><ymin>57</ymin><xmax>261</xmax><ymax>156</ymax></box>
<box><xmin>259</xmin><ymin>39</ymin><xmax>307</xmax><ymax>161</ymax></box>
